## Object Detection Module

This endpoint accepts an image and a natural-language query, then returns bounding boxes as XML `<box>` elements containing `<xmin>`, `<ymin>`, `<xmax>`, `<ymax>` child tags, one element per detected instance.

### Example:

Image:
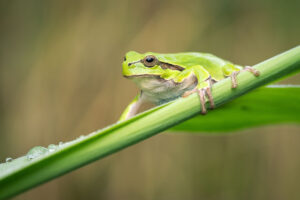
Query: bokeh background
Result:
<box><xmin>1</xmin><ymin>0</ymin><xmax>300</xmax><ymax>199</ymax></box>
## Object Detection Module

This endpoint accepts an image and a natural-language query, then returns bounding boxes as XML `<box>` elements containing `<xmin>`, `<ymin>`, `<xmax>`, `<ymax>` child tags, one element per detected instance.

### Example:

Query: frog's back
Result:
<box><xmin>154</xmin><ymin>52</ymin><xmax>225</xmax><ymax>67</ymax></box>
<box><xmin>153</xmin><ymin>52</ymin><xmax>241</xmax><ymax>81</ymax></box>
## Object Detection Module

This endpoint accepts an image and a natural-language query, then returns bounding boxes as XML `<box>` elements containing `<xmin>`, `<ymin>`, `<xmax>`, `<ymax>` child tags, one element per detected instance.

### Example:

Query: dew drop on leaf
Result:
<box><xmin>48</xmin><ymin>144</ymin><xmax>58</xmax><ymax>152</ymax></box>
<box><xmin>26</xmin><ymin>146</ymin><xmax>49</xmax><ymax>160</ymax></box>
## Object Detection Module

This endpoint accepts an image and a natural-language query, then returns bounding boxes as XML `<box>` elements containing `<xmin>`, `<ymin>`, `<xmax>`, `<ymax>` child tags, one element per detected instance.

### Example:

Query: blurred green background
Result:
<box><xmin>0</xmin><ymin>0</ymin><xmax>300</xmax><ymax>199</ymax></box>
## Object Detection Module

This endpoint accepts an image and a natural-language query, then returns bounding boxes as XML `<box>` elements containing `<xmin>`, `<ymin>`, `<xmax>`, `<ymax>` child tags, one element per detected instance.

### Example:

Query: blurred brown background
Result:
<box><xmin>0</xmin><ymin>0</ymin><xmax>300</xmax><ymax>199</ymax></box>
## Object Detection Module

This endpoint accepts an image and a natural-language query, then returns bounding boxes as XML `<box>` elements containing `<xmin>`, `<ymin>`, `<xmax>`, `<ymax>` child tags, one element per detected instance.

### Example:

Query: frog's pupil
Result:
<box><xmin>146</xmin><ymin>57</ymin><xmax>154</xmax><ymax>62</ymax></box>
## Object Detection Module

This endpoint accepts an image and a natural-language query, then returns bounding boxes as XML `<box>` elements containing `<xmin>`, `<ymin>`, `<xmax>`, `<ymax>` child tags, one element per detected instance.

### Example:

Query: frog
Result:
<box><xmin>119</xmin><ymin>51</ymin><xmax>260</xmax><ymax>121</ymax></box>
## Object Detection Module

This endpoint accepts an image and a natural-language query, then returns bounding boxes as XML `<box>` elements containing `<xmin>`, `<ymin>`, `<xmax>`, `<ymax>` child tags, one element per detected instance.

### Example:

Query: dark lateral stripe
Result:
<box><xmin>159</xmin><ymin>61</ymin><xmax>185</xmax><ymax>71</ymax></box>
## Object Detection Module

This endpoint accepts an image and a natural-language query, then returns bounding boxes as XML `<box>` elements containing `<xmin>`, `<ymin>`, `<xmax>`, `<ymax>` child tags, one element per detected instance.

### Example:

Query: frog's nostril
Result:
<box><xmin>123</xmin><ymin>56</ymin><xmax>126</xmax><ymax>61</ymax></box>
<box><xmin>128</xmin><ymin>60</ymin><xmax>141</xmax><ymax>66</ymax></box>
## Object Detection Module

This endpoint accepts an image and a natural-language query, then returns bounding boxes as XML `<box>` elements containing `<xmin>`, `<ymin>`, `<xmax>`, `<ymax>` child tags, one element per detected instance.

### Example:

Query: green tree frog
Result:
<box><xmin>120</xmin><ymin>51</ymin><xmax>259</xmax><ymax>121</ymax></box>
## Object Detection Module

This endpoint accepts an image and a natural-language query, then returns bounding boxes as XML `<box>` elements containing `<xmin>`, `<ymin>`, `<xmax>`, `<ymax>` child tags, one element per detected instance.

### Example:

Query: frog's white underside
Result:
<box><xmin>130</xmin><ymin>74</ymin><xmax>198</xmax><ymax>104</ymax></box>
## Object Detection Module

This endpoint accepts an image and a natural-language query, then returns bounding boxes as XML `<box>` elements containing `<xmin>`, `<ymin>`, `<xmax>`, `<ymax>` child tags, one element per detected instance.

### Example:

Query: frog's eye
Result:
<box><xmin>142</xmin><ymin>55</ymin><xmax>158</xmax><ymax>67</ymax></box>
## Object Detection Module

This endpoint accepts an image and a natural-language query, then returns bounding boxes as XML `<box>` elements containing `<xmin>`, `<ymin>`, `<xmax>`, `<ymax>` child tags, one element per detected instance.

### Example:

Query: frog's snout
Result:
<box><xmin>128</xmin><ymin>60</ymin><xmax>141</xmax><ymax>66</ymax></box>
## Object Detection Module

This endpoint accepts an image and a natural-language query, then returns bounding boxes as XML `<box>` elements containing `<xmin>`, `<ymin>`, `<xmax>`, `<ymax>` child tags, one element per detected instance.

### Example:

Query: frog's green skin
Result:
<box><xmin>120</xmin><ymin>51</ymin><xmax>256</xmax><ymax>121</ymax></box>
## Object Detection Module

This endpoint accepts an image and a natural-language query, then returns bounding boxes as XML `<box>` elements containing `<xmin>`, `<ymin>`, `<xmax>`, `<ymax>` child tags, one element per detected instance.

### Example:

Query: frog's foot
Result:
<box><xmin>230</xmin><ymin>66</ymin><xmax>260</xmax><ymax>88</ymax></box>
<box><xmin>244</xmin><ymin>66</ymin><xmax>260</xmax><ymax>76</ymax></box>
<box><xmin>230</xmin><ymin>71</ymin><xmax>240</xmax><ymax>88</ymax></box>
<box><xmin>181</xmin><ymin>88</ymin><xmax>207</xmax><ymax>114</ymax></box>
<box><xmin>198</xmin><ymin>88</ymin><xmax>207</xmax><ymax>114</ymax></box>
<box><xmin>182</xmin><ymin>78</ymin><xmax>214</xmax><ymax>114</ymax></box>
<box><xmin>205</xmin><ymin>86</ymin><xmax>215</xmax><ymax>109</ymax></box>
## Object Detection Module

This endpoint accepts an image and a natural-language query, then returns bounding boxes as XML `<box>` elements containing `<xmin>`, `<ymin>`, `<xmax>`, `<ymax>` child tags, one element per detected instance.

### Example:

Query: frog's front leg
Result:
<box><xmin>119</xmin><ymin>92</ymin><xmax>144</xmax><ymax>121</ymax></box>
<box><xmin>180</xmin><ymin>65</ymin><xmax>214</xmax><ymax>114</ymax></box>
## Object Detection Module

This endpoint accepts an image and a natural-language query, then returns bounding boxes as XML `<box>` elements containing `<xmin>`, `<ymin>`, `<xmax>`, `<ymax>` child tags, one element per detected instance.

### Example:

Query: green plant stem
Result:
<box><xmin>0</xmin><ymin>46</ymin><xmax>300</xmax><ymax>199</ymax></box>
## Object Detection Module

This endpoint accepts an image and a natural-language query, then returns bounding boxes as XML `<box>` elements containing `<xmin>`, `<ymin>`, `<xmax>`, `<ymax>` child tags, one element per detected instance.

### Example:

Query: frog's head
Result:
<box><xmin>122</xmin><ymin>51</ymin><xmax>165</xmax><ymax>78</ymax></box>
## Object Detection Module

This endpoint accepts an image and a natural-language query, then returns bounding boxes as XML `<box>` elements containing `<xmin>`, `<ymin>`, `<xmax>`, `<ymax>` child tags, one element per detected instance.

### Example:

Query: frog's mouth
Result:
<box><xmin>123</xmin><ymin>74</ymin><xmax>160</xmax><ymax>78</ymax></box>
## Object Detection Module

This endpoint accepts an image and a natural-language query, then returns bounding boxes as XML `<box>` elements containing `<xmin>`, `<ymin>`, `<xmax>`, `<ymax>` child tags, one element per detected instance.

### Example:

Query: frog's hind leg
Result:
<box><xmin>224</xmin><ymin>65</ymin><xmax>260</xmax><ymax>88</ymax></box>
<box><xmin>244</xmin><ymin>66</ymin><xmax>260</xmax><ymax>77</ymax></box>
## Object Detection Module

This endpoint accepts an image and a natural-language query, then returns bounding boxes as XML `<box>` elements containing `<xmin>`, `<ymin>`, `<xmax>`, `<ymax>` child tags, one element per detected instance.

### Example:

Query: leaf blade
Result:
<box><xmin>170</xmin><ymin>85</ymin><xmax>300</xmax><ymax>133</ymax></box>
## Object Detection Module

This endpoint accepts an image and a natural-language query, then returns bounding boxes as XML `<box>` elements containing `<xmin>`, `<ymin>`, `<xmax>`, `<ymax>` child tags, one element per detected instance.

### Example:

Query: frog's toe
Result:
<box><xmin>182</xmin><ymin>77</ymin><xmax>214</xmax><ymax>114</ymax></box>
<box><xmin>245</xmin><ymin>66</ymin><xmax>260</xmax><ymax>76</ymax></box>
<box><xmin>197</xmin><ymin>89</ymin><xmax>207</xmax><ymax>114</ymax></box>
<box><xmin>182</xmin><ymin>88</ymin><xmax>207</xmax><ymax>114</ymax></box>
<box><xmin>182</xmin><ymin>87</ymin><xmax>214</xmax><ymax>114</ymax></box>
<box><xmin>230</xmin><ymin>71</ymin><xmax>240</xmax><ymax>88</ymax></box>
<box><xmin>204</xmin><ymin>86</ymin><xmax>215</xmax><ymax>109</ymax></box>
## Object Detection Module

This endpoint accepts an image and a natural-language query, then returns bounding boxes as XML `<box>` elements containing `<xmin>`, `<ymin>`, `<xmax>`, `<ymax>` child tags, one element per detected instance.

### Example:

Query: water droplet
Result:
<box><xmin>58</xmin><ymin>141</ymin><xmax>63</xmax><ymax>146</ymax></box>
<box><xmin>26</xmin><ymin>146</ymin><xmax>49</xmax><ymax>160</ymax></box>
<box><xmin>48</xmin><ymin>144</ymin><xmax>58</xmax><ymax>152</ymax></box>
<box><xmin>6</xmin><ymin>157</ymin><xmax>13</xmax><ymax>162</ymax></box>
